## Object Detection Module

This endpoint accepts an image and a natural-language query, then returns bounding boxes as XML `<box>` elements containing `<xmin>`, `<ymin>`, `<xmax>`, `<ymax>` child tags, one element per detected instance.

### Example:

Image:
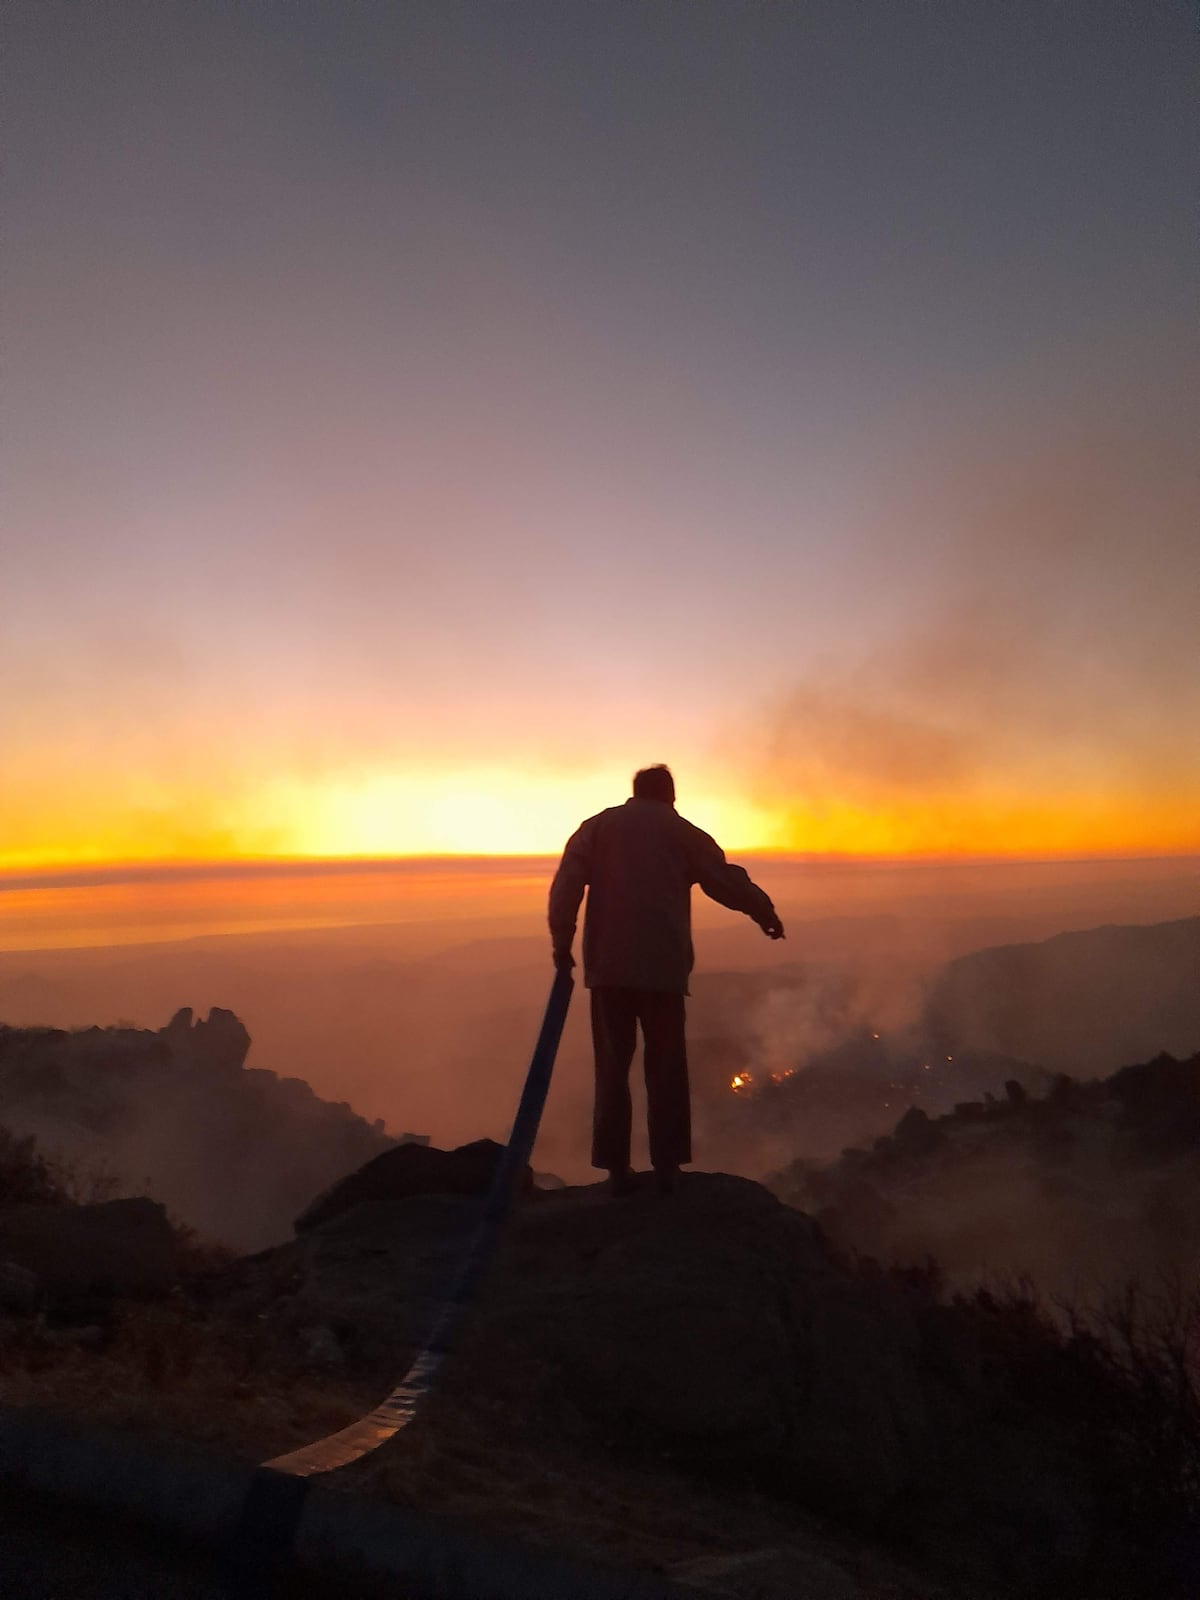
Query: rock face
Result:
<box><xmin>0</xmin><ymin>1012</ymin><xmax>398</xmax><ymax>1250</ymax></box>
<box><xmin>221</xmin><ymin>1165</ymin><xmax>1173</xmax><ymax>1591</ymax></box>
<box><xmin>162</xmin><ymin>1006</ymin><xmax>251</xmax><ymax>1073</ymax></box>
<box><xmin>295</xmin><ymin>1137</ymin><xmax>503</xmax><ymax>1233</ymax></box>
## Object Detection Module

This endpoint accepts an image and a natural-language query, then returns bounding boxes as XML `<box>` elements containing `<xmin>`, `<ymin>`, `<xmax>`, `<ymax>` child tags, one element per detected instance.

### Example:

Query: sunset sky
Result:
<box><xmin>5</xmin><ymin>0</ymin><xmax>1198</xmax><ymax>868</ymax></box>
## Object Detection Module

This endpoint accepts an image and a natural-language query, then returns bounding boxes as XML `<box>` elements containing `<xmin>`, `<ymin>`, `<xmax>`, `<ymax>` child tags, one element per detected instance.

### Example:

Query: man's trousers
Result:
<box><xmin>589</xmin><ymin>986</ymin><xmax>691</xmax><ymax>1172</ymax></box>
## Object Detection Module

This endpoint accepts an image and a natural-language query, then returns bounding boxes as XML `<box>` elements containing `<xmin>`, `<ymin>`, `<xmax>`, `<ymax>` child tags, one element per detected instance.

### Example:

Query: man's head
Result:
<box><xmin>632</xmin><ymin>764</ymin><xmax>676</xmax><ymax>804</ymax></box>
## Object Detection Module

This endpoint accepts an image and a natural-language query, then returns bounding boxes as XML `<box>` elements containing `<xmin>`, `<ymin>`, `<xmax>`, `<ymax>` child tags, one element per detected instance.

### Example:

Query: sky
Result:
<box><xmin>4</xmin><ymin>0</ymin><xmax>1198</xmax><ymax>867</ymax></box>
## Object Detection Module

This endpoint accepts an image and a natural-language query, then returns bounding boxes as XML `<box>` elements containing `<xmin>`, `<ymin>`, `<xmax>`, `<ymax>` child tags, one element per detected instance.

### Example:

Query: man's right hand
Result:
<box><xmin>553</xmin><ymin>945</ymin><xmax>576</xmax><ymax>971</ymax></box>
<box><xmin>760</xmin><ymin>917</ymin><xmax>786</xmax><ymax>941</ymax></box>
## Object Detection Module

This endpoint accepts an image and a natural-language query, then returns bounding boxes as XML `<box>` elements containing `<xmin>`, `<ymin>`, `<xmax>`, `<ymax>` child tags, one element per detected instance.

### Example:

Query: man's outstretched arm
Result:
<box><xmin>548</xmin><ymin>820</ymin><xmax>593</xmax><ymax>969</ymax></box>
<box><xmin>690</xmin><ymin>830</ymin><xmax>785</xmax><ymax>939</ymax></box>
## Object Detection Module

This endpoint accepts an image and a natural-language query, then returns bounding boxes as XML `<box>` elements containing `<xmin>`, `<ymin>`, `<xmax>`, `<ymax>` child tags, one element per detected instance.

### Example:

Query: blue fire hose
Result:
<box><xmin>226</xmin><ymin>970</ymin><xmax>575</xmax><ymax>1585</ymax></box>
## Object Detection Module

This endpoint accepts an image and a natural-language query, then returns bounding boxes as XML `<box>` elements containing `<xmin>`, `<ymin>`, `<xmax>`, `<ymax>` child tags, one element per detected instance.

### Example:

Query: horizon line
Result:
<box><xmin>3</xmin><ymin>848</ymin><xmax>1199</xmax><ymax>894</ymax></box>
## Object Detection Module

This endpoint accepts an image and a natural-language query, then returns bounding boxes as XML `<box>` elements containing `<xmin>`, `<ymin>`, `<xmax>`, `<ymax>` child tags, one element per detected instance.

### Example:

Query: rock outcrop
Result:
<box><xmin>162</xmin><ymin>1006</ymin><xmax>251</xmax><ymax>1073</ymax></box>
<box><xmin>295</xmin><ymin>1136</ymin><xmax>501</xmax><ymax>1233</ymax></box>
<box><xmin>0</xmin><ymin>1012</ymin><xmax>403</xmax><ymax>1249</ymax></box>
<box><xmin>216</xmin><ymin>1162</ymin><xmax>1189</xmax><ymax>1594</ymax></box>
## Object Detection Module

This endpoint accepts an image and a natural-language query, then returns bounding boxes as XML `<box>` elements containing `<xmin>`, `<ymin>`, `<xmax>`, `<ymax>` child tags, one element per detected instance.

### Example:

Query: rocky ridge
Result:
<box><xmin>769</xmin><ymin>1051</ymin><xmax>1200</xmax><ymax>1298</ymax></box>
<box><xmin>205</xmin><ymin>1158</ymin><xmax>1193</xmax><ymax>1597</ymax></box>
<box><xmin>0</xmin><ymin>1009</ymin><xmax>405</xmax><ymax>1248</ymax></box>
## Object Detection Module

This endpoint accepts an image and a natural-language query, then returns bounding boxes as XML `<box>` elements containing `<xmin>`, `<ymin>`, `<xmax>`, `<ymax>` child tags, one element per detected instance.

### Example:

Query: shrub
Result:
<box><xmin>959</xmin><ymin>1271</ymin><xmax>1200</xmax><ymax>1595</ymax></box>
<box><xmin>0</xmin><ymin>1126</ymin><xmax>67</xmax><ymax>1206</ymax></box>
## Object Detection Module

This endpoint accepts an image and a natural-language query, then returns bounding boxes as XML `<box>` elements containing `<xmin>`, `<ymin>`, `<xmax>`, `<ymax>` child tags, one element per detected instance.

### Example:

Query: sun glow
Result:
<box><xmin>255</xmin><ymin>767</ymin><xmax>770</xmax><ymax>859</ymax></box>
<box><xmin>2</xmin><ymin>758</ymin><xmax>1196</xmax><ymax>873</ymax></box>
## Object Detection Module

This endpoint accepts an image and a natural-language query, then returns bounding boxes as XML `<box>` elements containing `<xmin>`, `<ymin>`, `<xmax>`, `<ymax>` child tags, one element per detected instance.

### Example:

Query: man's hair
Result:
<box><xmin>632</xmin><ymin>764</ymin><xmax>675</xmax><ymax>803</ymax></box>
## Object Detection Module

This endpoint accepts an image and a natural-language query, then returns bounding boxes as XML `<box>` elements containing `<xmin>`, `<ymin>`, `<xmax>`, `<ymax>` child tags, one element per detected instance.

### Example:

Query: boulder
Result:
<box><xmin>466</xmin><ymin>1176</ymin><xmax>944</xmax><ymax>1512</ymax></box>
<box><xmin>470</xmin><ymin>1176</ymin><xmax>1093</xmax><ymax>1570</ymax></box>
<box><xmin>229</xmin><ymin>1169</ymin><xmax>1133</xmax><ymax>1587</ymax></box>
<box><xmin>0</xmin><ymin>1197</ymin><xmax>179</xmax><ymax>1301</ymax></box>
<box><xmin>295</xmin><ymin>1138</ymin><xmax>513</xmax><ymax>1233</ymax></box>
<box><xmin>164</xmin><ymin>1006</ymin><xmax>251</xmax><ymax>1073</ymax></box>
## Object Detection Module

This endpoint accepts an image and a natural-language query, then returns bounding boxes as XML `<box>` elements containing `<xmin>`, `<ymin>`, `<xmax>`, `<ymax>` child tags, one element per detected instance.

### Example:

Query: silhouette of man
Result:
<box><xmin>549</xmin><ymin>765</ymin><xmax>784</xmax><ymax>1195</ymax></box>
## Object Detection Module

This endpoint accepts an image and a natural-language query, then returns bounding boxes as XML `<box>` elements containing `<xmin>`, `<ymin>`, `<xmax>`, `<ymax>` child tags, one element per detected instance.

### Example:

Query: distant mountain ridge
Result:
<box><xmin>924</xmin><ymin>915</ymin><xmax>1200</xmax><ymax>1073</ymax></box>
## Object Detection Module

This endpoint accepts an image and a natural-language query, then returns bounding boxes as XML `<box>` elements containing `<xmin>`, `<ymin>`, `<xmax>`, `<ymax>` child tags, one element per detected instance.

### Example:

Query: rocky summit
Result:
<box><xmin>2</xmin><ymin>1109</ymin><xmax>1196</xmax><ymax>1596</ymax></box>
<box><xmin>217</xmin><ymin>1159</ymin><xmax>1191</xmax><ymax>1596</ymax></box>
<box><xmin>295</xmin><ymin>1136</ymin><xmax>509</xmax><ymax>1233</ymax></box>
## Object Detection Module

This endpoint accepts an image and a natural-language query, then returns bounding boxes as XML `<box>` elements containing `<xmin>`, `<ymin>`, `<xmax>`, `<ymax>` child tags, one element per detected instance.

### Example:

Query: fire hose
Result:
<box><xmin>225</xmin><ymin>967</ymin><xmax>576</xmax><ymax>1587</ymax></box>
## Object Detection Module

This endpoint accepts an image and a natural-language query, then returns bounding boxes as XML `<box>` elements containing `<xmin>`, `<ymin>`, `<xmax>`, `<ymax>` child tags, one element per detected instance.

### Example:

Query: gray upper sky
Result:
<box><xmin>4</xmin><ymin>0</ymin><xmax>1198</xmax><ymax>860</ymax></box>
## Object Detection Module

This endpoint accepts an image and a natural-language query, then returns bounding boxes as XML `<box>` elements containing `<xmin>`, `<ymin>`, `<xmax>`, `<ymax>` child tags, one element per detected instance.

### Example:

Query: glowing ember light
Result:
<box><xmin>946</xmin><ymin>1055</ymin><xmax>954</xmax><ymax>1062</ymax></box>
<box><xmin>730</xmin><ymin>1072</ymin><xmax>754</xmax><ymax>1093</ymax></box>
<box><xmin>872</xmin><ymin>1033</ymin><xmax>880</xmax><ymax>1040</ymax></box>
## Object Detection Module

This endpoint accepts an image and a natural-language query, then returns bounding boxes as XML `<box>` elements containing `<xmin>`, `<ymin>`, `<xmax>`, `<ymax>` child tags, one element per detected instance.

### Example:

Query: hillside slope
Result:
<box><xmin>3</xmin><ymin>1120</ymin><xmax>1197</xmax><ymax>1596</ymax></box>
<box><xmin>0</xmin><ymin>1010</ymin><xmax>401</xmax><ymax>1248</ymax></box>
<box><xmin>771</xmin><ymin>1051</ymin><xmax>1200</xmax><ymax>1300</ymax></box>
<box><xmin>923</xmin><ymin>916</ymin><xmax>1200</xmax><ymax>1073</ymax></box>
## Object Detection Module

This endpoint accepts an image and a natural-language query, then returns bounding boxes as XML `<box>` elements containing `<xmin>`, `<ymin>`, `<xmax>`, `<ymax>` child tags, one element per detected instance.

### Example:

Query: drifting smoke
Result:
<box><xmin>752</xmin><ymin>410</ymin><xmax>1200</xmax><ymax>855</ymax></box>
<box><xmin>774</xmin><ymin>1047</ymin><xmax>1200</xmax><ymax>1306</ymax></box>
<box><xmin>752</xmin><ymin>983</ymin><xmax>847</xmax><ymax>1082</ymax></box>
<box><xmin>0</xmin><ymin>1008</ymin><xmax>396</xmax><ymax>1250</ymax></box>
<box><xmin>745</xmin><ymin>955</ymin><xmax>931</xmax><ymax>1078</ymax></box>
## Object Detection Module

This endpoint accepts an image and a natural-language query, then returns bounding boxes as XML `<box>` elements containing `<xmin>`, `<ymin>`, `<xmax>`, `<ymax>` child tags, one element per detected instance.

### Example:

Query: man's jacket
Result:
<box><xmin>548</xmin><ymin>797</ymin><xmax>777</xmax><ymax>993</ymax></box>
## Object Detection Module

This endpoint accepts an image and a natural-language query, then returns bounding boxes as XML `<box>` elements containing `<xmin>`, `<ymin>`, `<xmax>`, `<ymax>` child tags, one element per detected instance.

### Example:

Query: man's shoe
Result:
<box><xmin>653</xmin><ymin>1165</ymin><xmax>679</xmax><ymax>1195</ymax></box>
<box><xmin>606</xmin><ymin>1168</ymin><xmax>638</xmax><ymax>1198</ymax></box>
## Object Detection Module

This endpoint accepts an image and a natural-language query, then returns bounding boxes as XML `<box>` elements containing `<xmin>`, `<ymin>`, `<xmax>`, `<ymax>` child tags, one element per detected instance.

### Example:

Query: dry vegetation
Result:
<box><xmin>948</xmin><ymin>1273</ymin><xmax>1200</xmax><ymax>1592</ymax></box>
<box><xmin>0</xmin><ymin>1130</ymin><xmax>372</xmax><ymax>1460</ymax></box>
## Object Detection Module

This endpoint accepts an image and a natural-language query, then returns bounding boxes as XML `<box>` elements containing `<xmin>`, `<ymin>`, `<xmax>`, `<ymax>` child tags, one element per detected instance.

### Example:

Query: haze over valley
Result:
<box><xmin>2</xmin><ymin>854</ymin><xmax>1196</xmax><ymax>1248</ymax></box>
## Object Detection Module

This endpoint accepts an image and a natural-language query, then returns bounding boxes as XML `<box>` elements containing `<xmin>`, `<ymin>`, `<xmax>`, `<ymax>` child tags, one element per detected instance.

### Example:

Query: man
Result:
<box><xmin>548</xmin><ymin>765</ymin><xmax>784</xmax><ymax>1195</ymax></box>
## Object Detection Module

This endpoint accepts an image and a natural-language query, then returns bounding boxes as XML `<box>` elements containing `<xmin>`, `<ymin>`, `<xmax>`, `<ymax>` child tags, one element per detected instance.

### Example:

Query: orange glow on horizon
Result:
<box><xmin>2</xmin><ymin>810</ymin><xmax>1197</xmax><ymax>874</ymax></box>
<box><xmin>3</xmin><ymin>838</ymin><xmax>1196</xmax><ymax>955</ymax></box>
<box><xmin>0</xmin><ymin>765</ymin><xmax>773</xmax><ymax>871</ymax></box>
<box><xmin>1</xmin><ymin>763</ymin><xmax>1197</xmax><ymax>875</ymax></box>
<box><xmin>764</xmin><ymin>791</ymin><xmax>1200</xmax><ymax>862</ymax></box>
